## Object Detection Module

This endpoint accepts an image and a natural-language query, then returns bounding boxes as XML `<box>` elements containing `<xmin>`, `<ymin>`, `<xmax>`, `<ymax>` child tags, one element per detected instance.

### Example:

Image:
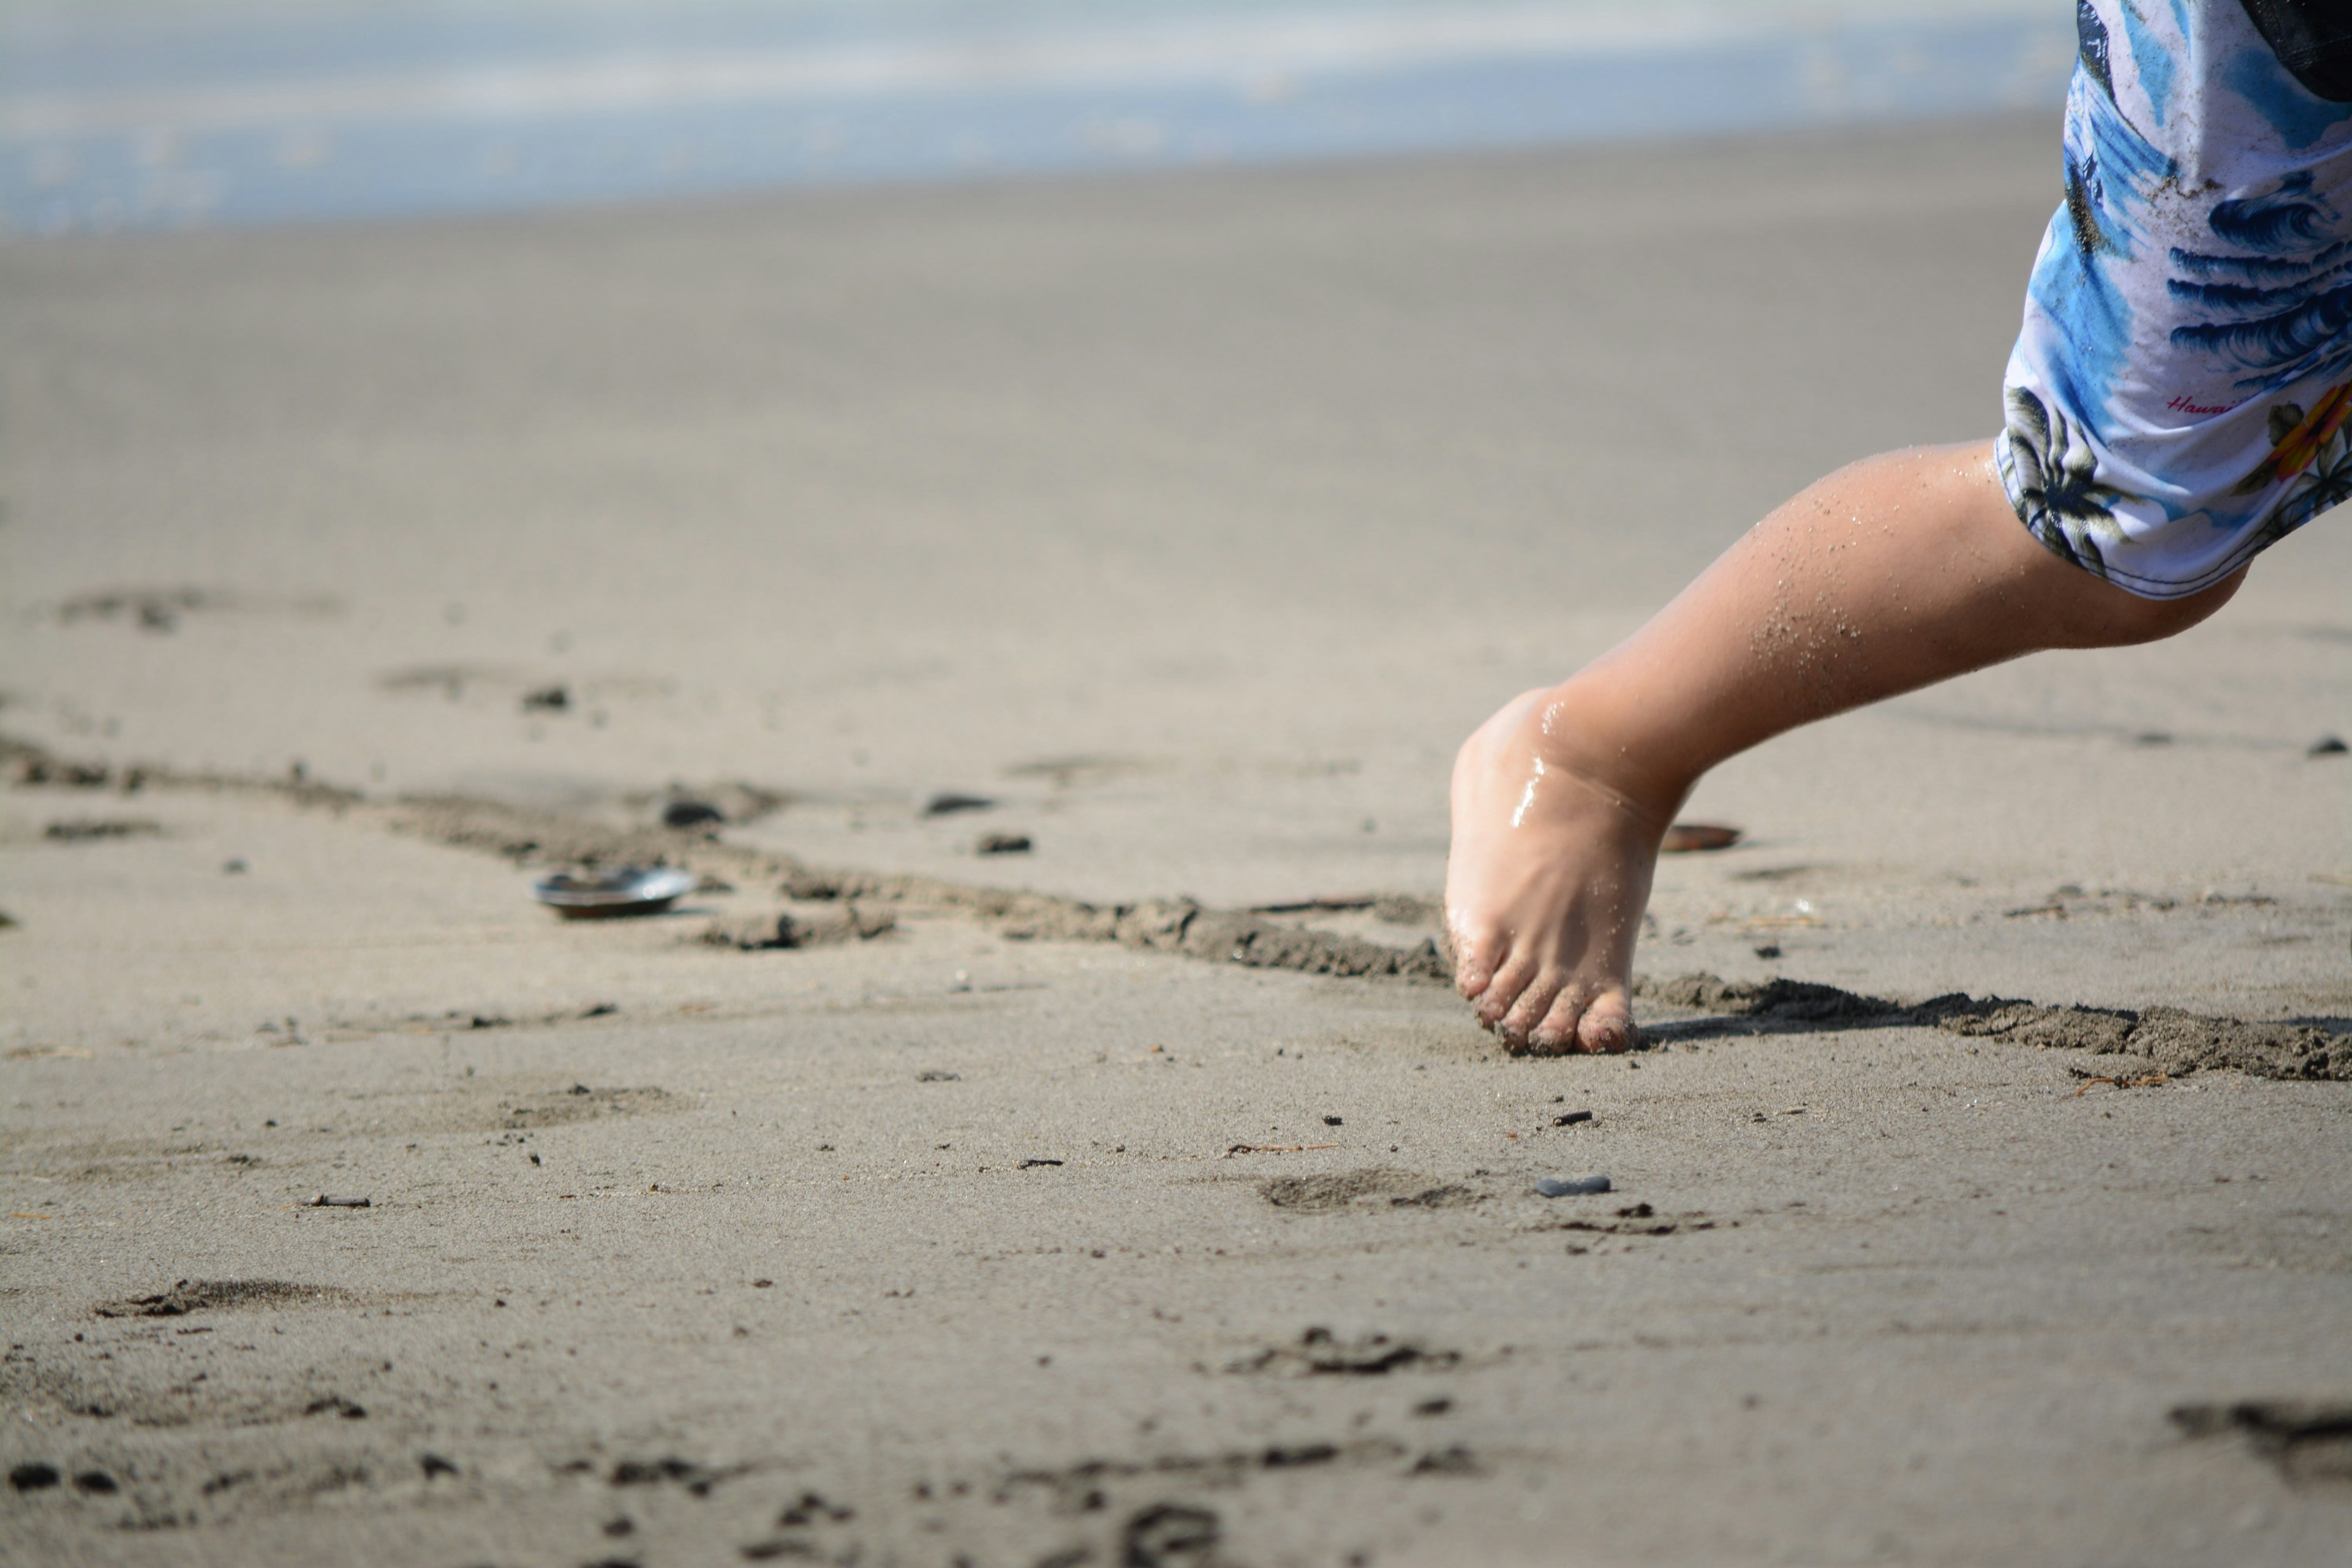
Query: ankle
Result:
<box><xmin>1526</xmin><ymin>674</ymin><xmax>1696</xmax><ymax>831</ymax></box>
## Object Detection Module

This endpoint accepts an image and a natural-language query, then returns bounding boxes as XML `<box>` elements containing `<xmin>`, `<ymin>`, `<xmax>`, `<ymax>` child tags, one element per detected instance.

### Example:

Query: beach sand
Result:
<box><xmin>2</xmin><ymin>116</ymin><xmax>2348</xmax><ymax>1565</ymax></box>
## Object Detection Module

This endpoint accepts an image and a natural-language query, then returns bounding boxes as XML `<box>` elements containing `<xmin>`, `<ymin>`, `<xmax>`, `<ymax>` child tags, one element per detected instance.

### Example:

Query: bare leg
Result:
<box><xmin>1444</xmin><ymin>440</ymin><xmax>2243</xmax><ymax>1053</ymax></box>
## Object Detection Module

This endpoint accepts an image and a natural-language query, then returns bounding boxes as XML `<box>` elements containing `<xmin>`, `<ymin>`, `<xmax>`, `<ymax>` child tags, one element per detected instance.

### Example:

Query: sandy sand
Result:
<box><xmin>2</xmin><ymin>116</ymin><xmax>2348</xmax><ymax>1566</ymax></box>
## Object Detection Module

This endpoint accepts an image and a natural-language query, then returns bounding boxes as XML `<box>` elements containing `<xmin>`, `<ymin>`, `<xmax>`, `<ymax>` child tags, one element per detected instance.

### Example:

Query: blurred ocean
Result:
<box><xmin>1</xmin><ymin>0</ymin><xmax>2078</xmax><ymax>236</ymax></box>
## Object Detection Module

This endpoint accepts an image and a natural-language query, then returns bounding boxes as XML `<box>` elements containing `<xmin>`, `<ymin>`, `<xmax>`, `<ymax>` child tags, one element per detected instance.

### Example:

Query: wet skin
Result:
<box><xmin>1444</xmin><ymin>440</ymin><xmax>2244</xmax><ymax>1053</ymax></box>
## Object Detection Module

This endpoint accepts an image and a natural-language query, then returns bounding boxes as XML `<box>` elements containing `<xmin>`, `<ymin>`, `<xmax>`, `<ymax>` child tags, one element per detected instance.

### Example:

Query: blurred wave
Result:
<box><xmin>1</xmin><ymin>0</ymin><xmax>2076</xmax><ymax>235</ymax></box>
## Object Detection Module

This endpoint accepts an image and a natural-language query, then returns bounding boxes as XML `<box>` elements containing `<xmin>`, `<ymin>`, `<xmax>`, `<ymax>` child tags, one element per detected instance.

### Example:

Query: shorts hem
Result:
<box><xmin>1994</xmin><ymin>428</ymin><xmax>2282</xmax><ymax>601</ymax></box>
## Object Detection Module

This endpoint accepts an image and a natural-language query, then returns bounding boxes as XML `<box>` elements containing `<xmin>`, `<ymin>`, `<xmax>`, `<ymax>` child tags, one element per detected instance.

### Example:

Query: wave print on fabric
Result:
<box><xmin>2168</xmin><ymin>238</ymin><xmax>2348</xmax><ymax>280</ymax></box>
<box><xmin>2167</xmin><ymin>170</ymin><xmax>2352</xmax><ymax>392</ymax></box>
<box><xmin>2208</xmin><ymin>170</ymin><xmax>2337</xmax><ymax>249</ymax></box>
<box><xmin>2169</xmin><ymin>279</ymin><xmax>2352</xmax><ymax>390</ymax></box>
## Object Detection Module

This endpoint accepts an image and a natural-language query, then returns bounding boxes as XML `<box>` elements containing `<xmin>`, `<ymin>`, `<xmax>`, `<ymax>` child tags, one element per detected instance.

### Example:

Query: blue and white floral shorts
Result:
<box><xmin>1997</xmin><ymin>0</ymin><xmax>2352</xmax><ymax>598</ymax></box>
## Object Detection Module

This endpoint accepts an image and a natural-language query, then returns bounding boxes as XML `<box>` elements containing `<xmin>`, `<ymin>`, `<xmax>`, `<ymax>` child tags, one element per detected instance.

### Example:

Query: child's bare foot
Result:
<box><xmin>1444</xmin><ymin>686</ymin><xmax>1675</xmax><ymax>1054</ymax></box>
<box><xmin>1439</xmin><ymin>445</ymin><xmax>2246</xmax><ymax>1054</ymax></box>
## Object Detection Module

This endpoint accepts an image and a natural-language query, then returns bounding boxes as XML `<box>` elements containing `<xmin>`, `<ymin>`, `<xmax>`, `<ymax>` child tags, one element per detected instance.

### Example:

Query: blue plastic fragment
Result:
<box><xmin>1535</xmin><ymin>1174</ymin><xmax>1612</xmax><ymax>1198</ymax></box>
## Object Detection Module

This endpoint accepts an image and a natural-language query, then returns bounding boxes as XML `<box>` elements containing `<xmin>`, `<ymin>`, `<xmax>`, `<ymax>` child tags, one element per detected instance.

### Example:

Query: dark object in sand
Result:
<box><xmin>609</xmin><ymin>1455</ymin><xmax>731</xmax><ymax>1494</ymax></box>
<box><xmin>520</xmin><ymin>684</ymin><xmax>570</xmax><ymax>711</ymax></box>
<box><xmin>923</xmin><ymin>791</ymin><xmax>995</xmax><ymax>816</ymax></box>
<box><xmin>1754</xmin><ymin>943</ymin><xmax>1782</xmax><ymax>958</ymax></box>
<box><xmin>534</xmin><ymin>865</ymin><xmax>696</xmax><ymax>919</ymax></box>
<box><xmin>662</xmin><ymin>799</ymin><xmax>725</xmax><ymax>828</ymax></box>
<box><xmin>1661</xmin><ymin>823</ymin><xmax>1741</xmax><ymax>853</ymax></box>
<box><xmin>12</xmin><ymin>757</ymin><xmax>109</xmax><ymax>786</ymax></box>
<box><xmin>915</xmin><ymin>1070</ymin><xmax>961</xmax><ymax>1082</ymax></box>
<box><xmin>1412</xmin><ymin>1445</ymin><xmax>1482</xmax><ymax>1475</ymax></box>
<box><xmin>72</xmin><ymin>1470</ymin><xmax>117</xmax><ymax>1494</ymax></box>
<box><xmin>1552</xmin><ymin>1110</ymin><xmax>1594</xmax><ymax>1127</ymax></box>
<box><xmin>2171</xmin><ymin>1400</ymin><xmax>2352</xmax><ymax>1485</ymax></box>
<box><xmin>1230</xmin><ymin>1325</ymin><xmax>1459</xmax><ymax>1377</ymax></box>
<box><xmin>1124</xmin><ymin>1502</ymin><xmax>1222</xmax><ymax>1567</ymax></box>
<box><xmin>974</xmin><ymin>831</ymin><xmax>1031</xmax><ymax>854</ymax></box>
<box><xmin>56</xmin><ymin>586</ymin><xmax>211</xmax><ymax>632</ymax></box>
<box><xmin>1536</xmin><ymin>1174</ymin><xmax>1612</xmax><ymax>1197</ymax></box>
<box><xmin>1017</xmin><ymin>1158</ymin><xmax>1064</xmax><ymax>1168</ymax></box>
<box><xmin>1322</xmin><ymin>1115</ymin><xmax>1343</xmax><ymax>1126</ymax></box>
<box><xmin>305</xmin><ymin>1194</ymin><xmax>371</xmax><ymax>1208</ymax></box>
<box><xmin>2311</xmin><ymin>735</ymin><xmax>2349</xmax><ymax>756</ymax></box>
<box><xmin>43</xmin><ymin>818</ymin><xmax>161</xmax><ymax>842</ymax></box>
<box><xmin>10</xmin><ymin>1463</ymin><xmax>59</xmax><ymax>1491</ymax></box>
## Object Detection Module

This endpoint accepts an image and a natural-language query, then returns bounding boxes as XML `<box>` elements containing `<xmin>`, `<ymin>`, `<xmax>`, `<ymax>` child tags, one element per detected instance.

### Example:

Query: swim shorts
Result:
<box><xmin>1997</xmin><ymin>0</ymin><xmax>2352</xmax><ymax>598</ymax></box>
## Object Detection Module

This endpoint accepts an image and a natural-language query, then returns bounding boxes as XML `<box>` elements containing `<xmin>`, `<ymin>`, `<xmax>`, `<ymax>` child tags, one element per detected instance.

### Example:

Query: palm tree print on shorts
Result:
<box><xmin>1998</xmin><ymin>384</ymin><xmax>2130</xmax><ymax>579</ymax></box>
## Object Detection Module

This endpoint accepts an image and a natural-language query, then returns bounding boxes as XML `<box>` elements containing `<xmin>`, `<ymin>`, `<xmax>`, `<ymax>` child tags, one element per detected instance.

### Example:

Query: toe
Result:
<box><xmin>1451</xmin><ymin>934</ymin><xmax>1501</xmax><ymax>1001</ymax></box>
<box><xmin>1473</xmin><ymin>953</ymin><xmax>1536</xmax><ymax>1028</ymax></box>
<box><xmin>1498</xmin><ymin>971</ymin><xmax>1567</xmax><ymax>1050</ymax></box>
<box><xmin>1575</xmin><ymin>992</ymin><xmax>1637</xmax><ymax>1054</ymax></box>
<box><xmin>1527</xmin><ymin>983</ymin><xmax>1593</xmax><ymax>1055</ymax></box>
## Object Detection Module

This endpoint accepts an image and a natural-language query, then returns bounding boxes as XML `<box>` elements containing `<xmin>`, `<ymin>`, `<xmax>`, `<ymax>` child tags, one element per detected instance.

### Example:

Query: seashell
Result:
<box><xmin>532</xmin><ymin>865</ymin><xmax>696</xmax><ymax>920</ymax></box>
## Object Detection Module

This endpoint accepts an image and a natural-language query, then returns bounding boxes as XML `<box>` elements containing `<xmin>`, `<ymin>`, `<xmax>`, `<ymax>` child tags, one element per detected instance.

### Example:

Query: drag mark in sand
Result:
<box><xmin>4</xmin><ymin>733</ymin><xmax>2342</xmax><ymax>1081</ymax></box>
<box><xmin>1636</xmin><ymin>974</ymin><xmax>2341</xmax><ymax>1082</ymax></box>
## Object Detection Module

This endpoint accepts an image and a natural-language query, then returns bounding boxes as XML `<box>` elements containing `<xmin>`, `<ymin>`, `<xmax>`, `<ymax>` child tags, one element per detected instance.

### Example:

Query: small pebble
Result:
<box><xmin>9</xmin><ymin>1463</ymin><xmax>59</xmax><ymax>1491</ymax></box>
<box><xmin>1535</xmin><ymin>1174</ymin><xmax>1611</xmax><ymax>1197</ymax></box>
<box><xmin>923</xmin><ymin>791</ymin><xmax>994</xmax><ymax>816</ymax></box>
<box><xmin>2310</xmin><ymin>735</ymin><xmax>2348</xmax><ymax>757</ymax></box>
